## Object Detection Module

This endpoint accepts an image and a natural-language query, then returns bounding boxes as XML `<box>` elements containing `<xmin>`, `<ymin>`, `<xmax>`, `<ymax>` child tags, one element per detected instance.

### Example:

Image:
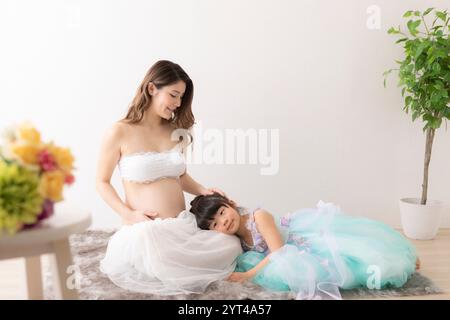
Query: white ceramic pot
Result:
<box><xmin>399</xmin><ymin>197</ymin><xmax>445</xmax><ymax>240</ymax></box>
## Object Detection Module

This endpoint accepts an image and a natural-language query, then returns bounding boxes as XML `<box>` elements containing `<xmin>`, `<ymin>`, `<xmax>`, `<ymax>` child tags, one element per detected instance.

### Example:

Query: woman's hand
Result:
<box><xmin>226</xmin><ymin>271</ymin><xmax>252</xmax><ymax>283</ymax></box>
<box><xmin>200</xmin><ymin>187</ymin><xmax>227</xmax><ymax>197</ymax></box>
<box><xmin>122</xmin><ymin>209</ymin><xmax>159</xmax><ymax>225</ymax></box>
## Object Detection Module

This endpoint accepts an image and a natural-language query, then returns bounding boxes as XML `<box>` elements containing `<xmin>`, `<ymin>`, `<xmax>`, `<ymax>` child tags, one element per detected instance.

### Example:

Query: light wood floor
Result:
<box><xmin>0</xmin><ymin>229</ymin><xmax>449</xmax><ymax>300</ymax></box>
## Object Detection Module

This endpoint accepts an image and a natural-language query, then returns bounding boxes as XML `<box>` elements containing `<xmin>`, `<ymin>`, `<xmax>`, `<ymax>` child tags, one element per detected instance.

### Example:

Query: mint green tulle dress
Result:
<box><xmin>235</xmin><ymin>200</ymin><xmax>417</xmax><ymax>300</ymax></box>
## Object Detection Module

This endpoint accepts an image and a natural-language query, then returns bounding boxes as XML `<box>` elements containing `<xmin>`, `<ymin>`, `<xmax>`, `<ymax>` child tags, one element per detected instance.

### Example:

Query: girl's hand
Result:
<box><xmin>200</xmin><ymin>187</ymin><xmax>227</xmax><ymax>197</ymax></box>
<box><xmin>122</xmin><ymin>209</ymin><xmax>159</xmax><ymax>225</ymax></box>
<box><xmin>226</xmin><ymin>272</ymin><xmax>251</xmax><ymax>283</ymax></box>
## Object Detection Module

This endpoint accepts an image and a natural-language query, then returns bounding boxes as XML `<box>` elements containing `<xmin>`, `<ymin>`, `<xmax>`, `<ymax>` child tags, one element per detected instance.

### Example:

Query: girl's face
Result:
<box><xmin>209</xmin><ymin>204</ymin><xmax>241</xmax><ymax>235</ymax></box>
<box><xmin>148</xmin><ymin>80</ymin><xmax>186</xmax><ymax>120</ymax></box>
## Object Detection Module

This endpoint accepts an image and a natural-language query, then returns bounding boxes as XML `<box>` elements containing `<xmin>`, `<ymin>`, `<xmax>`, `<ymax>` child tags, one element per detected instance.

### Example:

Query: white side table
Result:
<box><xmin>0</xmin><ymin>202</ymin><xmax>91</xmax><ymax>300</ymax></box>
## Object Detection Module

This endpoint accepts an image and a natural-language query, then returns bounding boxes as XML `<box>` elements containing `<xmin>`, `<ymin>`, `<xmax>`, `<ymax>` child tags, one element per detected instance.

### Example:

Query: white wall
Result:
<box><xmin>1</xmin><ymin>0</ymin><xmax>449</xmax><ymax>229</ymax></box>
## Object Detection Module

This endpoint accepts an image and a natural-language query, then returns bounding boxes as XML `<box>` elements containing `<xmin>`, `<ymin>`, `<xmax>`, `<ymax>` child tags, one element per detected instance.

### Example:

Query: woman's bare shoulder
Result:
<box><xmin>110</xmin><ymin>120</ymin><xmax>137</xmax><ymax>135</ymax></box>
<box><xmin>101</xmin><ymin>121</ymin><xmax>131</xmax><ymax>145</ymax></box>
<box><xmin>113</xmin><ymin>120</ymin><xmax>133</xmax><ymax>131</ymax></box>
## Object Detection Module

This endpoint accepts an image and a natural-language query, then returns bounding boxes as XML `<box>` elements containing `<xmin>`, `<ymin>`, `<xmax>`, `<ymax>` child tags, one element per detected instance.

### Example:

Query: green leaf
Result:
<box><xmin>431</xmin><ymin>25</ymin><xmax>443</xmax><ymax>30</ymax></box>
<box><xmin>432</xmin><ymin>62</ymin><xmax>441</xmax><ymax>73</ymax></box>
<box><xmin>436</xmin><ymin>11</ymin><xmax>447</xmax><ymax>22</ymax></box>
<box><xmin>396</xmin><ymin>37</ymin><xmax>408</xmax><ymax>44</ymax></box>
<box><xmin>431</xmin><ymin>118</ymin><xmax>442</xmax><ymax>129</ymax></box>
<box><xmin>427</xmin><ymin>54</ymin><xmax>436</xmax><ymax>66</ymax></box>
<box><xmin>424</xmin><ymin>8</ymin><xmax>434</xmax><ymax>16</ymax></box>
<box><xmin>434</xmin><ymin>82</ymin><xmax>443</xmax><ymax>90</ymax></box>
<box><xmin>407</xmin><ymin>20</ymin><xmax>421</xmax><ymax>36</ymax></box>
<box><xmin>414</xmin><ymin>42</ymin><xmax>427</xmax><ymax>61</ymax></box>
<box><xmin>405</xmin><ymin>96</ymin><xmax>412</xmax><ymax>106</ymax></box>
<box><xmin>388</xmin><ymin>27</ymin><xmax>399</xmax><ymax>34</ymax></box>
<box><xmin>414</xmin><ymin>11</ymin><xmax>421</xmax><ymax>17</ymax></box>
<box><xmin>403</xmin><ymin>10</ymin><xmax>414</xmax><ymax>18</ymax></box>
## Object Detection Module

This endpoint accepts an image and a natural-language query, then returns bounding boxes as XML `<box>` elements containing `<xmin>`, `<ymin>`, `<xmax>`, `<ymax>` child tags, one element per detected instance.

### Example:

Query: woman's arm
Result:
<box><xmin>177</xmin><ymin>136</ymin><xmax>225</xmax><ymax>197</ymax></box>
<box><xmin>179</xmin><ymin>172</ymin><xmax>208</xmax><ymax>196</ymax></box>
<box><xmin>228</xmin><ymin>209</ymin><xmax>284</xmax><ymax>282</ymax></box>
<box><xmin>95</xmin><ymin>123</ymin><xmax>155</xmax><ymax>224</ymax></box>
<box><xmin>180</xmin><ymin>172</ymin><xmax>226</xmax><ymax>197</ymax></box>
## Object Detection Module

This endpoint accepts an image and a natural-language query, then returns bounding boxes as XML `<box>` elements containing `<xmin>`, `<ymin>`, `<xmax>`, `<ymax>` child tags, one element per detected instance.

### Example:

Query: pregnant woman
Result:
<box><xmin>96</xmin><ymin>60</ymin><xmax>242</xmax><ymax>295</ymax></box>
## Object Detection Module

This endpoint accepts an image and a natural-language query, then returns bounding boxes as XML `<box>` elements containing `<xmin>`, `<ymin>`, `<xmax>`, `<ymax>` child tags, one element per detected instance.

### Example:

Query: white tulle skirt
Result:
<box><xmin>100</xmin><ymin>210</ymin><xmax>243</xmax><ymax>295</ymax></box>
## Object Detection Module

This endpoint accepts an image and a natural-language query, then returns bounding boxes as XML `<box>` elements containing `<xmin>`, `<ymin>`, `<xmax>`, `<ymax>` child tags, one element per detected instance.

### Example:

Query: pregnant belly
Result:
<box><xmin>123</xmin><ymin>178</ymin><xmax>186</xmax><ymax>219</ymax></box>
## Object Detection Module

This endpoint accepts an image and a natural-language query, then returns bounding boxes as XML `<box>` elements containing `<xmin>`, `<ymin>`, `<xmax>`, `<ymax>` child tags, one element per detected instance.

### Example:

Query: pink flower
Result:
<box><xmin>64</xmin><ymin>173</ymin><xmax>75</xmax><ymax>185</ymax></box>
<box><xmin>38</xmin><ymin>149</ymin><xmax>57</xmax><ymax>171</ymax></box>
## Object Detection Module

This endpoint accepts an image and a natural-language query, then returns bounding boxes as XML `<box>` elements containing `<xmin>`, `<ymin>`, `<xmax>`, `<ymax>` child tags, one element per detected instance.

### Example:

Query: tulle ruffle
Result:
<box><xmin>100</xmin><ymin>210</ymin><xmax>243</xmax><ymax>295</ymax></box>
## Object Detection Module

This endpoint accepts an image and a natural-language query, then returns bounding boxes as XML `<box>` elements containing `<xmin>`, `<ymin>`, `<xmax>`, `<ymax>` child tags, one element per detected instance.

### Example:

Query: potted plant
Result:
<box><xmin>384</xmin><ymin>8</ymin><xmax>449</xmax><ymax>240</ymax></box>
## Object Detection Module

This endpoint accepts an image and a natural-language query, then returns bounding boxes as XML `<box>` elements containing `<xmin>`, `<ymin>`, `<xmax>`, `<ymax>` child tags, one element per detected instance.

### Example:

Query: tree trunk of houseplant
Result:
<box><xmin>420</xmin><ymin>127</ymin><xmax>435</xmax><ymax>205</ymax></box>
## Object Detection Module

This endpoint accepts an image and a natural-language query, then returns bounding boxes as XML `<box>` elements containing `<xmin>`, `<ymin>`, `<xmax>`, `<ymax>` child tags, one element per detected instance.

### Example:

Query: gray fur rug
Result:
<box><xmin>42</xmin><ymin>229</ymin><xmax>442</xmax><ymax>300</ymax></box>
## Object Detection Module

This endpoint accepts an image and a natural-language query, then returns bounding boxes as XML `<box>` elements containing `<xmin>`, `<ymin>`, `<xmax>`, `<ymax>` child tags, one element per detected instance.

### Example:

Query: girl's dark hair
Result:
<box><xmin>189</xmin><ymin>193</ymin><xmax>236</xmax><ymax>230</ymax></box>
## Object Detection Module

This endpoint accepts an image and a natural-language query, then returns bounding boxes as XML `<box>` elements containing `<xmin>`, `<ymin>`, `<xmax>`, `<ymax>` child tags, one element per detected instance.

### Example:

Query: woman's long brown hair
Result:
<box><xmin>122</xmin><ymin>60</ymin><xmax>195</xmax><ymax>131</ymax></box>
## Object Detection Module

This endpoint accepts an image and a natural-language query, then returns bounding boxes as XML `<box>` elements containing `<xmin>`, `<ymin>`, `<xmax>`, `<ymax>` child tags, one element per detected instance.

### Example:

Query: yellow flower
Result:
<box><xmin>46</xmin><ymin>143</ymin><xmax>75</xmax><ymax>172</ymax></box>
<box><xmin>40</xmin><ymin>170</ymin><xmax>65</xmax><ymax>202</ymax></box>
<box><xmin>10</xmin><ymin>143</ymin><xmax>42</xmax><ymax>166</ymax></box>
<box><xmin>17</xmin><ymin>124</ymin><xmax>41</xmax><ymax>144</ymax></box>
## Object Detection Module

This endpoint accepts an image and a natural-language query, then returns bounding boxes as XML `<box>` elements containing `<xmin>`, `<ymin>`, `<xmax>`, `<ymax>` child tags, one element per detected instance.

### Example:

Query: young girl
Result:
<box><xmin>189</xmin><ymin>193</ymin><xmax>420</xmax><ymax>300</ymax></box>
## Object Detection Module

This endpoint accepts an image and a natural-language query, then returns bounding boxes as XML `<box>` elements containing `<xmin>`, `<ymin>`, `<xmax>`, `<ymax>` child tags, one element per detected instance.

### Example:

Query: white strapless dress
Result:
<box><xmin>100</xmin><ymin>210</ymin><xmax>242</xmax><ymax>295</ymax></box>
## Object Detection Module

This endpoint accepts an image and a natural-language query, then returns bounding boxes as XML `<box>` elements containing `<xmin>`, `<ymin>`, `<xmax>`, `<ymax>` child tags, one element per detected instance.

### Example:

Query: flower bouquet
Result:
<box><xmin>0</xmin><ymin>123</ymin><xmax>75</xmax><ymax>235</ymax></box>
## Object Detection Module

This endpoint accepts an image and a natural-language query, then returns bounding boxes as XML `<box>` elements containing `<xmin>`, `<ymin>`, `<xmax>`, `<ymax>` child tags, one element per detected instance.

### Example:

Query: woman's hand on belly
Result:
<box><xmin>122</xmin><ymin>209</ymin><xmax>159</xmax><ymax>225</ymax></box>
<box><xmin>123</xmin><ymin>178</ymin><xmax>186</xmax><ymax>219</ymax></box>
